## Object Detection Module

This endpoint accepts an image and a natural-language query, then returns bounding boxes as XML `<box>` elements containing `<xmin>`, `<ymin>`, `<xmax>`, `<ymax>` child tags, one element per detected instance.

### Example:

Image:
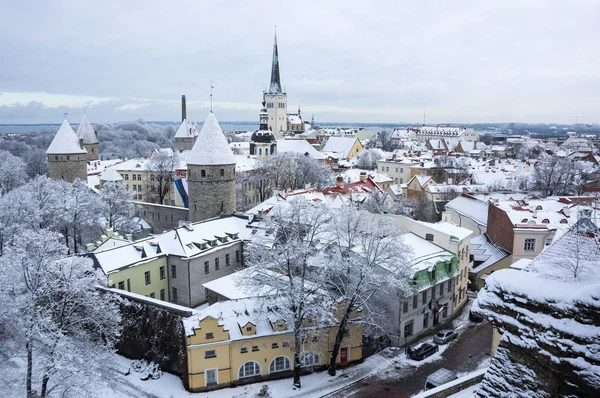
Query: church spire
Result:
<box><xmin>268</xmin><ymin>30</ymin><xmax>283</xmax><ymax>94</ymax></box>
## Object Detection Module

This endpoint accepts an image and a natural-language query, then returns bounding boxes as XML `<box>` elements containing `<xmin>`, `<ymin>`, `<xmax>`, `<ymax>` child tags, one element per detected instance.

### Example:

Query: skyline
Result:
<box><xmin>0</xmin><ymin>1</ymin><xmax>598</xmax><ymax>125</ymax></box>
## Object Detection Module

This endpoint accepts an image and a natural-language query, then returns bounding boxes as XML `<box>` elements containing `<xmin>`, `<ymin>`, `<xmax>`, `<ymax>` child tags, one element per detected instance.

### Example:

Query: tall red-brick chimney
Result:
<box><xmin>181</xmin><ymin>95</ymin><xmax>187</xmax><ymax>121</ymax></box>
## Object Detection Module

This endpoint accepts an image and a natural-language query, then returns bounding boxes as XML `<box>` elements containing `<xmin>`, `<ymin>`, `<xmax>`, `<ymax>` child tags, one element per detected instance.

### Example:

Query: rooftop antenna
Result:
<box><xmin>423</xmin><ymin>111</ymin><xmax>426</xmax><ymax>126</ymax></box>
<box><xmin>210</xmin><ymin>80</ymin><xmax>214</xmax><ymax>112</ymax></box>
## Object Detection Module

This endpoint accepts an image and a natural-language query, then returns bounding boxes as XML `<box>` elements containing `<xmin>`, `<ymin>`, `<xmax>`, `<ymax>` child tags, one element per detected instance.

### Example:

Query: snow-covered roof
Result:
<box><xmin>403</xmin><ymin>233</ymin><xmax>455</xmax><ymax>273</ymax></box>
<box><xmin>276</xmin><ymin>139</ymin><xmax>326</xmax><ymax>160</ymax></box>
<box><xmin>99</xmin><ymin>167</ymin><xmax>123</xmax><ymax>182</ymax></box>
<box><xmin>445</xmin><ymin>195</ymin><xmax>489</xmax><ymax>227</ymax></box>
<box><xmin>46</xmin><ymin>120</ymin><xmax>87</xmax><ymax>155</ymax></box>
<box><xmin>174</xmin><ymin>119</ymin><xmax>194</xmax><ymax>138</ymax></box>
<box><xmin>187</xmin><ymin>112</ymin><xmax>235</xmax><ymax>166</ymax></box>
<box><xmin>202</xmin><ymin>271</ymin><xmax>273</xmax><ymax>300</ymax></box>
<box><xmin>469</xmin><ymin>234</ymin><xmax>510</xmax><ymax>273</ymax></box>
<box><xmin>419</xmin><ymin>221</ymin><xmax>473</xmax><ymax>241</ymax></box>
<box><xmin>287</xmin><ymin>114</ymin><xmax>302</xmax><ymax>125</ymax></box>
<box><xmin>322</xmin><ymin>137</ymin><xmax>358</xmax><ymax>159</ymax></box>
<box><xmin>76</xmin><ymin>115</ymin><xmax>99</xmax><ymax>144</ymax></box>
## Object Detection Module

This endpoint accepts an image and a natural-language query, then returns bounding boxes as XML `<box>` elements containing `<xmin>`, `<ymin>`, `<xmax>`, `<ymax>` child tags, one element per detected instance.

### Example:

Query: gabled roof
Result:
<box><xmin>76</xmin><ymin>115</ymin><xmax>99</xmax><ymax>144</ymax></box>
<box><xmin>322</xmin><ymin>137</ymin><xmax>359</xmax><ymax>159</ymax></box>
<box><xmin>187</xmin><ymin>112</ymin><xmax>235</xmax><ymax>166</ymax></box>
<box><xmin>99</xmin><ymin>167</ymin><xmax>123</xmax><ymax>182</ymax></box>
<box><xmin>445</xmin><ymin>194</ymin><xmax>489</xmax><ymax>227</ymax></box>
<box><xmin>47</xmin><ymin>120</ymin><xmax>87</xmax><ymax>155</ymax></box>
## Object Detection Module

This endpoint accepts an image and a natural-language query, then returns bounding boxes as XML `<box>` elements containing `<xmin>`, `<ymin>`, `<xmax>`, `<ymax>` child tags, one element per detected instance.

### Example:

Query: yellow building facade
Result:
<box><xmin>184</xmin><ymin>298</ymin><xmax>363</xmax><ymax>392</ymax></box>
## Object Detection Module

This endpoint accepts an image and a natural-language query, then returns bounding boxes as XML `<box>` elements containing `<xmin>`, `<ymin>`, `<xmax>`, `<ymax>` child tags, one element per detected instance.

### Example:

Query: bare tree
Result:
<box><xmin>363</xmin><ymin>190</ymin><xmax>392</xmax><ymax>214</ymax></box>
<box><xmin>355</xmin><ymin>149</ymin><xmax>385</xmax><ymax>170</ymax></box>
<box><xmin>533</xmin><ymin>156</ymin><xmax>592</xmax><ymax>197</ymax></box>
<box><xmin>147</xmin><ymin>150</ymin><xmax>179</xmax><ymax>205</ymax></box>
<box><xmin>325</xmin><ymin>208</ymin><xmax>412</xmax><ymax>375</ymax></box>
<box><xmin>375</xmin><ymin>130</ymin><xmax>398</xmax><ymax>152</ymax></box>
<box><xmin>242</xmin><ymin>200</ymin><xmax>333</xmax><ymax>388</ymax></box>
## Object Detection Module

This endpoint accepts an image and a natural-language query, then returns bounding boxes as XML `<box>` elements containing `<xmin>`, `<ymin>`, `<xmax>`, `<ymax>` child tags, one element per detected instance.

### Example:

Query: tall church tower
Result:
<box><xmin>187</xmin><ymin>112</ymin><xmax>236</xmax><ymax>222</ymax></box>
<box><xmin>263</xmin><ymin>32</ymin><xmax>287</xmax><ymax>138</ymax></box>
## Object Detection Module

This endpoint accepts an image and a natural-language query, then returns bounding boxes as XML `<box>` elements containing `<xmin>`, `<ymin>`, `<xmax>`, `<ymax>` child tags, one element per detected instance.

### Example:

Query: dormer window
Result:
<box><xmin>205</xmin><ymin>332</ymin><xmax>214</xmax><ymax>339</ymax></box>
<box><xmin>521</xmin><ymin>219</ymin><xmax>528</xmax><ymax>223</ymax></box>
<box><xmin>560</xmin><ymin>219</ymin><xmax>568</xmax><ymax>224</ymax></box>
<box><xmin>536</xmin><ymin>205</ymin><xmax>543</xmax><ymax>210</ymax></box>
<box><xmin>542</xmin><ymin>219</ymin><xmax>549</xmax><ymax>224</ymax></box>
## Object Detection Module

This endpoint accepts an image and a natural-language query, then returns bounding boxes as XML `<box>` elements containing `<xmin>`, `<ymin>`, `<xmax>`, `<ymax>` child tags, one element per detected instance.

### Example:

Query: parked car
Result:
<box><xmin>408</xmin><ymin>343</ymin><xmax>439</xmax><ymax>361</ymax></box>
<box><xmin>433</xmin><ymin>329</ymin><xmax>458</xmax><ymax>345</ymax></box>
<box><xmin>469</xmin><ymin>309</ymin><xmax>484</xmax><ymax>323</ymax></box>
<box><xmin>425</xmin><ymin>368</ymin><xmax>458</xmax><ymax>390</ymax></box>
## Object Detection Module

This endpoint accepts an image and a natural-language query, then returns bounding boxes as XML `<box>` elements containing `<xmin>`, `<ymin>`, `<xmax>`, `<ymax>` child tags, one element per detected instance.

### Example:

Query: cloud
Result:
<box><xmin>0</xmin><ymin>0</ymin><xmax>598</xmax><ymax>124</ymax></box>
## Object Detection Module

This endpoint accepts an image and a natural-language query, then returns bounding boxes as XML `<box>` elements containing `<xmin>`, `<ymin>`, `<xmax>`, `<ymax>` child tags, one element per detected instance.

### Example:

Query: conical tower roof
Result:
<box><xmin>47</xmin><ymin>120</ymin><xmax>87</xmax><ymax>155</ymax></box>
<box><xmin>76</xmin><ymin>115</ymin><xmax>99</xmax><ymax>144</ymax></box>
<box><xmin>174</xmin><ymin>119</ymin><xmax>193</xmax><ymax>138</ymax></box>
<box><xmin>187</xmin><ymin>112</ymin><xmax>235</xmax><ymax>165</ymax></box>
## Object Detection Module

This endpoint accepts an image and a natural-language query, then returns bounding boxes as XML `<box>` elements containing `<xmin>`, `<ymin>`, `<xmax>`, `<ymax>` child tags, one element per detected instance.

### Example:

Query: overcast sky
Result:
<box><xmin>0</xmin><ymin>0</ymin><xmax>598</xmax><ymax>125</ymax></box>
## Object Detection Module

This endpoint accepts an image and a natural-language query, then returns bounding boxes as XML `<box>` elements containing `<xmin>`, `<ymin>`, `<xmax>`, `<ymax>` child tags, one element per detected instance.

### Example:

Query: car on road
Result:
<box><xmin>425</xmin><ymin>368</ymin><xmax>458</xmax><ymax>390</ymax></box>
<box><xmin>433</xmin><ymin>329</ymin><xmax>458</xmax><ymax>345</ymax></box>
<box><xmin>408</xmin><ymin>342</ymin><xmax>439</xmax><ymax>361</ymax></box>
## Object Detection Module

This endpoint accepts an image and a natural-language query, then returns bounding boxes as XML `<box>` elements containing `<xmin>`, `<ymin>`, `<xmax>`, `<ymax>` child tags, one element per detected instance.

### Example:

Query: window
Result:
<box><xmin>205</xmin><ymin>350</ymin><xmax>216</xmax><ymax>359</ymax></box>
<box><xmin>271</xmin><ymin>343</ymin><xmax>279</xmax><ymax>349</ymax></box>
<box><xmin>252</xmin><ymin>345</ymin><xmax>259</xmax><ymax>351</ymax></box>
<box><xmin>236</xmin><ymin>250</ymin><xmax>240</xmax><ymax>262</ymax></box>
<box><xmin>66</xmin><ymin>155</ymin><xmax>70</xmax><ymax>160</ymax></box>
<box><xmin>544</xmin><ymin>237</ymin><xmax>552</xmax><ymax>246</ymax></box>
<box><xmin>220</xmin><ymin>168</ymin><xmax>224</xmax><ymax>176</ymax></box>
<box><xmin>133</xmin><ymin>174</ymin><xmax>137</xmax><ymax>180</ymax></box>
<box><xmin>413</xmin><ymin>295</ymin><xmax>418</xmax><ymax>308</ymax></box>
<box><xmin>403</xmin><ymin>301</ymin><xmax>408</xmax><ymax>313</ymax></box>
<box><xmin>442</xmin><ymin>306</ymin><xmax>448</xmax><ymax>318</ymax></box>
<box><xmin>240</xmin><ymin>347</ymin><xmax>248</xmax><ymax>353</ymax></box>
<box><xmin>524</xmin><ymin>238</ymin><xmax>536</xmax><ymax>252</ymax></box>
<box><xmin>204</xmin><ymin>261</ymin><xmax>209</xmax><ymax>274</ymax></box>
<box><xmin>226</xmin><ymin>254</ymin><xmax>230</xmax><ymax>266</ymax></box>
<box><xmin>247</xmin><ymin>326</ymin><xmax>253</xmax><ymax>332</ymax></box>
<box><xmin>269</xmin><ymin>356</ymin><xmax>291</xmax><ymax>373</ymax></box>
<box><xmin>205</xmin><ymin>332</ymin><xmax>214</xmax><ymax>339</ymax></box>
<box><xmin>55</xmin><ymin>156</ymin><xmax>58</xmax><ymax>161</ymax></box>
<box><xmin>160</xmin><ymin>266</ymin><xmax>165</xmax><ymax>280</ymax></box>
<box><xmin>172</xmin><ymin>287</ymin><xmax>178</xmax><ymax>302</ymax></box>
<box><xmin>439</xmin><ymin>283</ymin><xmax>444</xmax><ymax>297</ymax></box>
<box><xmin>118</xmin><ymin>281</ymin><xmax>124</xmax><ymax>290</ymax></box>
<box><xmin>171</xmin><ymin>264</ymin><xmax>177</xmax><ymax>278</ymax></box>
<box><xmin>144</xmin><ymin>271</ymin><xmax>151</xmax><ymax>285</ymax></box>
<box><xmin>124</xmin><ymin>174</ymin><xmax>128</xmax><ymax>180</ymax></box>
<box><xmin>422</xmin><ymin>290</ymin><xmax>427</xmax><ymax>303</ymax></box>
<box><xmin>423</xmin><ymin>312</ymin><xmax>429</xmax><ymax>329</ymax></box>
<box><xmin>138</xmin><ymin>184</ymin><xmax>142</xmax><ymax>191</ymax></box>
<box><xmin>300</xmin><ymin>352</ymin><xmax>320</xmax><ymax>367</ymax></box>
<box><xmin>201</xmin><ymin>170</ymin><xmax>206</xmax><ymax>177</ymax></box>
<box><xmin>133</xmin><ymin>185</ymin><xmax>137</xmax><ymax>191</ymax></box>
<box><xmin>160</xmin><ymin>289</ymin><xmax>165</xmax><ymax>300</ymax></box>
<box><xmin>425</xmin><ymin>233</ymin><xmax>434</xmax><ymax>241</ymax></box>
<box><xmin>282</xmin><ymin>340</ymin><xmax>290</xmax><ymax>347</ymax></box>
<box><xmin>149</xmin><ymin>292</ymin><xmax>155</xmax><ymax>298</ymax></box>
<box><xmin>205</xmin><ymin>368</ymin><xmax>217</xmax><ymax>386</ymax></box>
<box><xmin>127</xmin><ymin>279</ymin><xmax>131</xmax><ymax>292</ymax></box>
<box><xmin>404</xmin><ymin>321</ymin><xmax>414</xmax><ymax>337</ymax></box>
<box><xmin>137</xmin><ymin>174</ymin><xmax>141</xmax><ymax>180</ymax></box>
<box><xmin>215</xmin><ymin>258</ymin><xmax>219</xmax><ymax>270</ymax></box>
<box><xmin>239</xmin><ymin>361</ymin><xmax>261</xmax><ymax>378</ymax></box>
<box><xmin>447</xmin><ymin>280</ymin><xmax>451</xmax><ymax>293</ymax></box>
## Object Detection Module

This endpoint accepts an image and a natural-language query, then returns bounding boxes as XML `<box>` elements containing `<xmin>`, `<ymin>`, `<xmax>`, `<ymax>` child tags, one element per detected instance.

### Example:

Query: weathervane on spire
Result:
<box><xmin>210</xmin><ymin>80</ymin><xmax>214</xmax><ymax>112</ymax></box>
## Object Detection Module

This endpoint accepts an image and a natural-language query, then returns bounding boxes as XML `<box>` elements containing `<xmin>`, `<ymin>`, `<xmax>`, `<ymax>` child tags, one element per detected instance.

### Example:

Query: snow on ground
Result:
<box><xmin>447</xmin><ymin>384</ymin><xmax>478</xmax><ymax>397</ymax></box>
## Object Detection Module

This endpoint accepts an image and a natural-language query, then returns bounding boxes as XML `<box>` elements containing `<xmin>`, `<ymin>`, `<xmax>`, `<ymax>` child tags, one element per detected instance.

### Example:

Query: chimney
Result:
<box><xmin>181</xmin><ymin>95</ymin><xmax>187</xmax><ymax>122</ymax></box>
<box><xmin>336</xmin><ymin>176</ymin><xmax>345</xmax><ymax>188</ymax></box>
<box><xmin>359</xmin><ymin>171</ymin><xmax>367</xmax><ymax>182</ymax></box>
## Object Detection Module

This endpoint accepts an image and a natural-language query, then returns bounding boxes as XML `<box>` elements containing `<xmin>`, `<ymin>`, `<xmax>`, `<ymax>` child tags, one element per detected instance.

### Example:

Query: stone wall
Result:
<box><xmin>47</xmin><ymin>154</ymin><xmax>87</xmax><ymax>182</ymax></box>
<box><xmin>83</xmin><ymin>143</ymin><xmax>99</xmax><ymax>161</ymax></box>
<box><xmin>188</xmin><ymin>164</ymin><xmax>236</xmax><ymax>222</ymax></box>
<box><xmin>135</xmin><ymin>201</ymin><xmax>189</xmax><ymax>233</ymax></box>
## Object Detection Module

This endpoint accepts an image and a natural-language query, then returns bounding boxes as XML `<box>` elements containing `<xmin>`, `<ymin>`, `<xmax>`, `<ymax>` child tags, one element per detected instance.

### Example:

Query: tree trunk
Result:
<box><xmin>26</xmin><ymin>339</ymin><xmax>33</xmax><ymax>397</ymax></box>
<box><xmin>329</xmin><ymin>307</ymin><xmax>351</xmax><ymax>376</ymax></box>
<box><xmin>293</xmin><ymin>330</ymin><xmax>302</xmax><ymax>388</ymax></box>
<box><xmin>40</xmin><ymin>373</ymin><xmax>49</xmax><ymax>398</ymax></box>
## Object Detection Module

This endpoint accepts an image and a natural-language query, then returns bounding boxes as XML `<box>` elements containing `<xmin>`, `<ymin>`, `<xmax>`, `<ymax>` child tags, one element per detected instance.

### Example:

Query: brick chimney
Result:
<box><xmin>181</xmin><ymin>95</ymin><xmax>187</xmax><ymax>121</ymax></box>
<box><xmin>336</xmin><ymin>176</ymin><xmax>344</xmax><ymax>188</ymax></box>
<box><xmin>359</xmin><ymin>171</ymin><xmax>367</xmax><ymax>182</ymax></box>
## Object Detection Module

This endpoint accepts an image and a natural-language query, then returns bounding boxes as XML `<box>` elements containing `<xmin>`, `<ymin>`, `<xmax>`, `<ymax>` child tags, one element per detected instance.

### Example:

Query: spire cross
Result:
<box><xmin>210</xmin><ymin>80</ymin><xmax>214</xmax><ymax>112</ymax></box>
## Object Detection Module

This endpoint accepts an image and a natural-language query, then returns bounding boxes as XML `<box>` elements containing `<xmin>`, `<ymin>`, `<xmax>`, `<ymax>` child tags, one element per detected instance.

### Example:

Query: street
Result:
<box><xmin>329</xmin><ymin>320</ymin><xmax>492</xmax><ymax>397</ymax></box>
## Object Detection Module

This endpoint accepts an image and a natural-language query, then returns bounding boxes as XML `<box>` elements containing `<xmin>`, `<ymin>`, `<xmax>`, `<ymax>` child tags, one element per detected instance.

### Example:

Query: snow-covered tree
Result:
<box><xmin>533</xmin><ymin>156</ymin><xmax>592</xmax><ymax>197</ymax></box>
<box><xmin>0</xmin><ymin>149</ymin><xmax>27</xmax><ymax>195</ymax></box>
<box><xmin>374</xmin><ymin>130</ymin><xmax>398</xmax><ymax>152</ymax></box>
<box><xmin>324</xmin><ymin>209</ymin><xmax>412</xmax><ymax>375</ymax></box>
<box><xmin>100</xmin><ymin>181</ymin><xmax>138</xmax><ymax>234</ymax></box>
<box><xmin>0</xmin><ymin>229</ymin><xmax>121</xmax><ymax>397</ymax></box>
<box><xmin>147</xmin><ymin>150</ymin><xmax>178</xmax><ymax>205</ymax></box>
<box><xmin>25</xmin><ymin>148</ymin><xmax>48</xmax><ymax>178</ymax></box>
<box><xmin>363</xmin><ymin>190</ymin><xmax>392</xmax><ymax>214</ymax></box>
<box><xmin>261</xmin><ymin>152</ymin><xmax>334</xmax><ymax>191</ymax></box>
<box><xmin>355</xmin><ymin>149</ymin><xmax>385</xmax><ymax>170</ymax></box>
<box><xmin>242</xmin><ymin>200</ymin><xmax>333</xmax><ymax>388</ymax></box>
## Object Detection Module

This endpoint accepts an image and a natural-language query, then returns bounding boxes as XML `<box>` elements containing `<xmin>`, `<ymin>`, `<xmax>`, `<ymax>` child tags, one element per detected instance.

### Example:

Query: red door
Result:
<box><xmin>340</xmin><ymin>347</ymin><xmax>348</xmax><ymax>363</ymax></box>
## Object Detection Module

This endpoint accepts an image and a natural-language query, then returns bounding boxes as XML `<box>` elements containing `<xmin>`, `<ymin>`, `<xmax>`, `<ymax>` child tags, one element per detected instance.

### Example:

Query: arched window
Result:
<box><xmin>265</xmin><ymin>148</ymin><xmax>269</xmax><ymax>155</ymax></box>
<box><xmin>535</xmin><ymin>205</ymin><xmax>543</xmax><ymax>210</ymax></box>
<box><xmin>521</xmin><ymin>219</ymin><xmax>528</xmax><ymax>223</ymax></box>
<box><xmin>239</xmin><ymin>361</ymin><xmax>261</xmax><ymax>378</ymax></box>
<box><xmin>560</xmin><ymin>219</ymin><xmax>568</xmax><ymax>224</ymax></box>
<box><xmin>300</xmin><ymin>352</ymin><xmax>320</xmax><ymax>367</ymax></box>
<box><xmin>542</xmin><ymin>219</ymin><xmax>550</xmax><ymax>224</ymax></box>
<box><xmin>259</xmin><ymin>148</ymin><xmax>262</xmax><ymax>155</ymax></box>
<box><xmin>269</xmin><ymin>356</ymin><xmax>291</xmax><ymax>373</ymax></box>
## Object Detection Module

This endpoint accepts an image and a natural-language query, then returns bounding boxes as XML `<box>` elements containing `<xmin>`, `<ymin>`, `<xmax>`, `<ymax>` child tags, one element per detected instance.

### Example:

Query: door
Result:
<box><xmin>340</xmin><ymin>347</ymin><xmax>349</xmax><ymax>363</ymax></box>
<box><xmin>433</xmin><ymin>312</ymin><xmax>439</xmax><ymax>326</ymax></box>
<box><xmin>205</xmin><ymin>369</ymin><xmax>217</xmax><ymax>386</ymax></box>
